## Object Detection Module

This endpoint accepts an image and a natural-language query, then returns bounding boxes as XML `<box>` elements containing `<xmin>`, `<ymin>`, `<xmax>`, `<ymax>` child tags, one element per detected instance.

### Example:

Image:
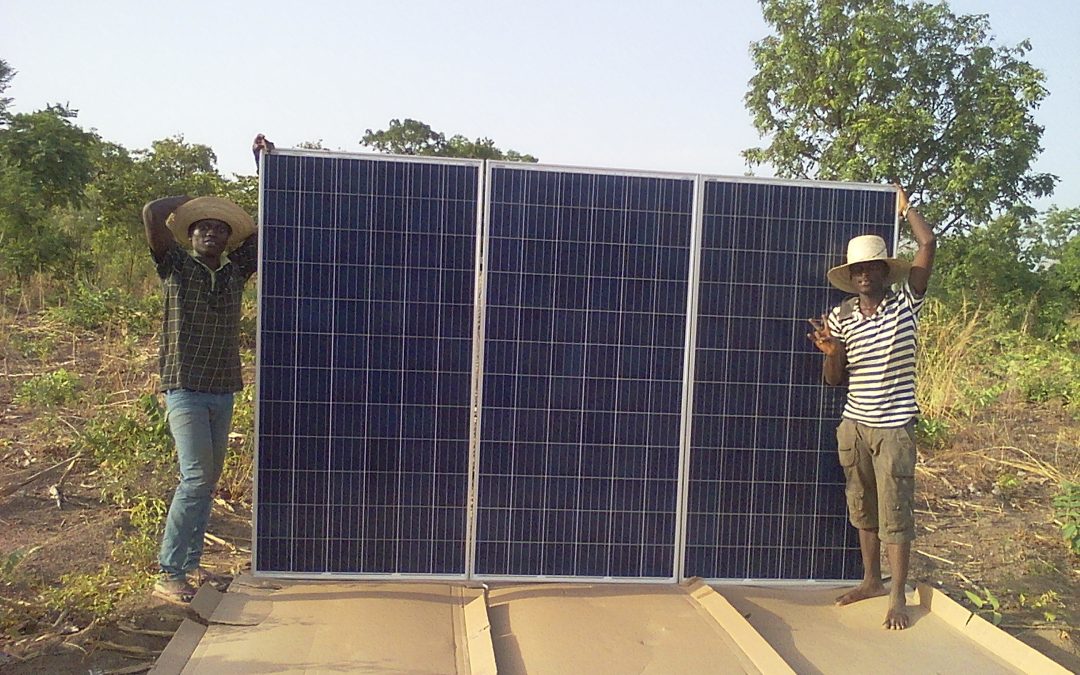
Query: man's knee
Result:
<box><xmin>177</xmin><ymin>472</ymin><xmax>216</xmax><ymax>498</ymax></box>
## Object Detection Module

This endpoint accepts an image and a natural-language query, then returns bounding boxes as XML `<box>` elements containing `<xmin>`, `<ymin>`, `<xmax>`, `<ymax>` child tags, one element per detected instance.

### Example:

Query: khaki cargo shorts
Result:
<box><xmin>836</xmin><ymin>418</ymin><xmax>917</xmax><ymax>544</ymax></box>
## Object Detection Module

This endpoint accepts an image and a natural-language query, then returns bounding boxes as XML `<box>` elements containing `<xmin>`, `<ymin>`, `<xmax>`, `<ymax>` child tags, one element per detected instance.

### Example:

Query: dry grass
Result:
<box><xmin>916</xmin><ymin>298</ymin><xmax>998</xmax><ymax>422</ymax></box>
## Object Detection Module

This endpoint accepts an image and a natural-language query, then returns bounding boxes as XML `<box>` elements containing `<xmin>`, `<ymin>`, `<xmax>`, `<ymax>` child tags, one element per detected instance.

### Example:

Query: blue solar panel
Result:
<box><xmin>683</xmin><ymin>179</ymin><xmax>895</xmax><ymax>579</ymax></box>
<box><xmin>255</xmin><ymin>152</ymin><xmax>480</xmax><ymax>575</ymax></box>
<box><xmin>254</xmin><ymin>150</ymin><xmax>897</xmax><ymax>582</ymax></box>
<box><xmin>474</xmin><ymin>165</ymin><xmax>695</xmax><ymax>578</ymax></box>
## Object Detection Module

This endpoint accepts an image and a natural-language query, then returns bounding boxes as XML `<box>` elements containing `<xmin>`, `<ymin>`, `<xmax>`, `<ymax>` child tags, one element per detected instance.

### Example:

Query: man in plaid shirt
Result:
<box><xmin>143</xmin><ymin>190</ymin><xmax>259</xmax><ymax>603</ymax></box>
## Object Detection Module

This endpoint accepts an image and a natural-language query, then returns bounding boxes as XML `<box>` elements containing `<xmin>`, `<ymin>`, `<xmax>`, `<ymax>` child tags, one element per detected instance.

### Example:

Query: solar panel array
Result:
<box><xmin>254</xmin><ymin>149</ymin><xmax>897</xmax><ymax>581</ymax></box>
<box><xmin>256</xmin><ymin>152</ymin><xmax>480</xmax><ymax>575</ymax></box>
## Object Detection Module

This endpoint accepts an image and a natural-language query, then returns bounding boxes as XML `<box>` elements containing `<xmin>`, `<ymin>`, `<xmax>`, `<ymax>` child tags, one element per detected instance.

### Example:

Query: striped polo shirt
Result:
<box><xmin>827</xmin><ymin>281</ymin><xmax>925</xmax><ymax>427</ymax></box>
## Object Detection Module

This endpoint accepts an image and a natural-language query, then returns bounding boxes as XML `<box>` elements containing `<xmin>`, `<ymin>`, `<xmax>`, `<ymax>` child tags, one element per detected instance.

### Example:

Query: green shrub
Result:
<box><xmin>80</xmin><ymin>393</ymin><xmax>173</xmax><ymax>506</ymax></box>
<box><xmin>14</xmin><ymin>369</ymin><xmax>80</xmax><ymax>407</ymax></box>
<box><xmin>113</xmin><ymin>495</ymin><xmax>168</xmax><ymax>570</ymax></box>
<box><xmin>1053</xmin><ymin>482</ymin><xmax>1080</xmax><ymax>556</ymax></box>
<box><xmin>43</xmin><ymin>283</ymin><xmax>160</xmax><ymax>334</ymax></box>
<box><xmin>915</xmin><ymin>416</ymin><xmax>950</xmax><ymax>449</ymax></box>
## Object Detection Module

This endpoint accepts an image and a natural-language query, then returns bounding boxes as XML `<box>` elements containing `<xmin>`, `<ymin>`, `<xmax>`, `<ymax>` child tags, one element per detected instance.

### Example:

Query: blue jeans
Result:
<box><xmin>158</xmin><ymin>389</ymin><xmax>234</xmax><ymax>580</ymax></box>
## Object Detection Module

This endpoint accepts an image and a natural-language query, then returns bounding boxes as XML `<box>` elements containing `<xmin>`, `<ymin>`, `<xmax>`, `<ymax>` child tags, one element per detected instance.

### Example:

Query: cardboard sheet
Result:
<box><xmin>717</xmin><ymin>583</ymin><xmax>1061</xmax><ymax>674</ymax></box>
<box><xmin>486</xmin><ymin>583</ymin><xmax>778</xmax><ymax>674</ymax></box>
<box><xmin>180</xmin><ymin>581</ymin><xmax>476</xmax><ymax>674</ymax></box>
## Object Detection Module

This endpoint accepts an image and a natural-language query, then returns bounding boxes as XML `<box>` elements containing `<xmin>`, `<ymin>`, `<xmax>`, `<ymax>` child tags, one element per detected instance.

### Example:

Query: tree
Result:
<box><xmin>91</xmin><ymin>135</ymin><xmax>231</xmax><ymax>233</ymax></box>
<box><xmin>0</xmin><ymin>104</ymin><xmax>99</xmax><ymax>277</ymax></box>
<box><xmin>0</xmin><ymin>59</ymin><xmax>14</xmax><ymax>123</ymax></box>
<box><xmin>361</xmin><ymin>118</ymin><xmax>538</xmax><ymax>162</ymax></box>
<box><xmin>744</xmin><ymin>0</ymin><xmax>1056</xmax><ymax>233</ymax></box>
<box><xmin>932</xmin><ymin>207</ymin><xmax>1078</xmax><ymax>335</ymax></box>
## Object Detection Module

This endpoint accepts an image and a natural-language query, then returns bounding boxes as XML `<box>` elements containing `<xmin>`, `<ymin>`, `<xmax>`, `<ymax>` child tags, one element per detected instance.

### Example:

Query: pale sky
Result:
<box><xmin>3</xmin><ymin>0</ymin><xmax>1078</xmax><ymax>213</ymax></box>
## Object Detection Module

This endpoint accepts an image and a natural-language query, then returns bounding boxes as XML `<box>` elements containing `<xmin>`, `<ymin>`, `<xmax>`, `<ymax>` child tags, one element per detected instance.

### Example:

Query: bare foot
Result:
<box><xmin>884</xmin><ymin>596</ymin><xmax>910</xmax><ymax>629</ymax></box>
<box><xmin>881</xmin><ymin>604</ymin><xmax>907</xmax><ymax>626</ymax></box>
<box><xmin>835</xmin><ymin>582</ymin><xmax>887</xmax><ymax>606</ymax></box>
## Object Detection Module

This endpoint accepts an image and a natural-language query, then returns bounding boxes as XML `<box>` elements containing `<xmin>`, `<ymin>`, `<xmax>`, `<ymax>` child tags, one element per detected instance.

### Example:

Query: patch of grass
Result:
<box><xmin>39</xmin><ymin>563</ymin><xmax>150</xmax><ymax>624</ymax></box>
<box><xmin>915</xmin><ymin>415</ymin><xmax>950</xmax><ymax>449</ymax></box>
<box><xmin>219</xmin><ymin>382</ymin><xmax>255</xmax><ymax>504</ymax></box>
<box><xmin>1053</xmin><ymin>482</ymin><xmax>1080</xmax><ymax>556</ymax></box>
<box><xmin>43</xmin><ymin>283</ymin><xmax>159</xmax><ymax>335</ymax></box>
<box><xmin>0</xmin><ymin>546</ymin><xmax>41</xmax><ymax>587</ymax></box>
<box><xmin>14</xmin><ymin>369</ymin><xmax>80</xmax><ymax>407</ymax></box>
<box><xmin>992</xmin><ymin>332</ymin><xmax>1080</xmax><ymax>411</ymax></box>
<box><xmin>992</xmin><ymin>472</ymin><xmax>1023</xmax><ymax>499</ymax></box>
<box><xmin>113</xmin><ymin>495</ymin><xmax>168</xmax><ymax>570</ymax></box>
<box><xmin>917</xmin><ymin>299</ymin><xmax>996</xmax><ymax>421</ymax></box>
<box><xmin>8</xmin><ymin>330</ymin><xmax>58</xmax><ymax>363</ymax></box>
<box><xmin>80</xmin><ymin>393</ymin><xmax>174</xmax><ymax>507</ymax></box>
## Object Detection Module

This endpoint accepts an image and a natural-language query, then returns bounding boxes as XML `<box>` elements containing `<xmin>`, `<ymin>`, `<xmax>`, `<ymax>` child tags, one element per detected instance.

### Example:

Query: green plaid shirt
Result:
<box><xmin>154</xmin><ymin>238</ymin><xmax>257</xmax><ymax>393</ymax></box>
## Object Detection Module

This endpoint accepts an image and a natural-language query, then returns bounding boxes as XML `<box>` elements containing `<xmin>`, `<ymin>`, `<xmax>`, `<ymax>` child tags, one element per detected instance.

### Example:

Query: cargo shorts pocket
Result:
<box><xmin>886</xmin><ymin>423</ymin><xmax>917</xmax><ymax>478</ymax></box>
<box><xmin>881</xmin><ymin>422</ymin><xmax>917</xmax><ymax>541</ymax></box>
<box><xmin>836</xmin><ymin>419</ymin><xmax>857</xmax><ymax>468</ymax></box>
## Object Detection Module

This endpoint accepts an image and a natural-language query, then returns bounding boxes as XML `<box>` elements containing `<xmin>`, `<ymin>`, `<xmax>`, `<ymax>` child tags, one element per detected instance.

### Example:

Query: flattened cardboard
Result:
<box><xmin>683</xmin><ymin>580</ymin><xmax>794</xmax><ymax>674</ymax></box>
<box><xmin>149</xmin><ymin>619</ymin><xmax>206</xmax><ymax>675</ymax></box>
<box><xmin>180</xmin><ymin>582</ymin><xmax>467</xmax><ymax>674</ymax></box>
<box><xmin>461</xmin><ymin>587</ymin><xmax>498</xmax><ymax>675</ymax></box>
<box><xmin>190</xmin><ymin>585</ymin><xmax>272</xmax><ymax>626</ymax></box>
<box><xmin>718</xmin><ymin>583</ymin><xmax>1050</xmax><ymax>674</ymax></box>
<box><xmin>229</xmin><ymin>571</ymin><xmax>284</xmax><ymax>591</ymax></box>
<box><xmin>487</xmin><ymin>583</ymin><xmax>776</xmax><ymax>674</ymax></box>
<box><xmin>916</xmin><ymin>583</ymin><xmax>1071</xmax><ymax>674</ymax></box>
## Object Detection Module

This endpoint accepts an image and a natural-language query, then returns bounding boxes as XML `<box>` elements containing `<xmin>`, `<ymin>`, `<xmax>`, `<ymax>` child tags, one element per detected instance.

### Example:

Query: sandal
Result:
<box><xmin>188</xmin><ymin>567</ymin><xmax>231</xmax><ymax>591</ymax></box>
<box><xmin>153</xmin><ymin>577</ymin><xmax>197</xmax><ymax>605</ymax></box>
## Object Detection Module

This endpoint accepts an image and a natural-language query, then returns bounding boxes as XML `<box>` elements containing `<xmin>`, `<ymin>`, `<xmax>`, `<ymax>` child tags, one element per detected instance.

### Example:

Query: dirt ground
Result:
<box><xmin>1</xmin><ymin>320</ymin><xmax>1078</xmax><ymax>673</ymax></box>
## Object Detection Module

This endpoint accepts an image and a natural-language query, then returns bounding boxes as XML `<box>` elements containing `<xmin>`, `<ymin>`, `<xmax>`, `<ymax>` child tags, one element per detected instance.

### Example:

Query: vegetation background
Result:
<box><xmin>0</xmin><ymin>0</ymin><xmax>1078</xmax><ymax>671</ymax></box>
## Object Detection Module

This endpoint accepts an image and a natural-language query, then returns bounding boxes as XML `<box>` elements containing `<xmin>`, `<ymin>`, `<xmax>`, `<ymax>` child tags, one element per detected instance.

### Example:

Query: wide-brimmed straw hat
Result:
<box><xmin>166</xmin><ymin>196</ymin><xmax>256</xmax><ymax>251</ymax></box>
<box><xmin>827</xmin><ymin>234</ymin><xmax>911</xmax><ymax>294</ymax></box>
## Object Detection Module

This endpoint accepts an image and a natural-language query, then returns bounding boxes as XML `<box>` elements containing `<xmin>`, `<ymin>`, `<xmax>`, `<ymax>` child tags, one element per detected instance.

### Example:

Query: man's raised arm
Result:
<box><xmin>142</xmin><ymin>196</ymin><xmax>191</xmax><ymax>260</ymax></box>
<box><xmin>898</xmin><ymin>186</ymin><xmax>936</xmax><ymax>296</ymax></box>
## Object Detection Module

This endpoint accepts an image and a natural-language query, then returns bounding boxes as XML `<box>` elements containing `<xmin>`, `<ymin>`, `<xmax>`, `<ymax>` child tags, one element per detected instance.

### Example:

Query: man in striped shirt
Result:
<box><xmin>807</xmin><ymin>186</ymin><xmax>936</xmax><ymax>630</ymax></box>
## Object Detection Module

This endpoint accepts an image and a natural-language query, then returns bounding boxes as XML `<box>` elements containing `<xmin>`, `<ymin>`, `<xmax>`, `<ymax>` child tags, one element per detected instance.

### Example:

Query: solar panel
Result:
<box><xmin>683</xmin><ymin>179</ymin><xmax>896</xmax><ymax>580</ymax></box>
<box><xmin>473</xmin><ymin>165</ymin><xmax>695</xmax><ymax>579</ymax></box>
<box><xmin>254</xmin><ymin>151</ymin><xmax>481</xmax><ymax>576</ymax></box>
<box><xmin>253</xmin><ymin>150</ymin><xmax>897</xmax><ymax>582</ymax></box>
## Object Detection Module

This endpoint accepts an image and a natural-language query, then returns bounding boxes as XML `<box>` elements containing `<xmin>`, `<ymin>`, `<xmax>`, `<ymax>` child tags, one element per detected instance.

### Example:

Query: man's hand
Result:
<box><xmin>807</xmin><ymin>315</ymin><xmax>841</xmax><ymax>356</ymax></box>
<box><xmin>809</xmin><ymin>314</ymin><xmax>848</xmax><ymax>385</ymax></box>
<box><xmin>896</xmin><ymin>183</ymin><xmax>911</xmax><ymax>219</ymax></box>
<box><xmin>253</xmin><ymin>134</ymin><xmax>275</xmax><ymax>171</ymax></box>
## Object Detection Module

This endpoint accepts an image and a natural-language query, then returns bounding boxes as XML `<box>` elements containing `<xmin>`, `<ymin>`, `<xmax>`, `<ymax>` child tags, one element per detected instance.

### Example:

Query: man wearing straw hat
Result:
<box><xmin>142</xmin><ymin>190</ymin><xmax>260</xmax><ymax>603</ymax></box>
<box><xmin>807</xmin><ymin>187</ymin><xmax>936</xmax><ymax>630</ymax></box>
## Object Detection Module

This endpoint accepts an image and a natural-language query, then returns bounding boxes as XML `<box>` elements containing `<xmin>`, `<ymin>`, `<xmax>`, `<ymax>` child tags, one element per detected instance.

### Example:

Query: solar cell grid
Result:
<box><xmin>254</xmin><ymin>151</ymin><xmax>897</xmax><ymax>582</ymax></box>
<box><xmin>684</xmin><ymin>179</ymin><xmax>895</xmax><ymax>580</ymax></box>
<box><xmin>474</xmin><ymin>166</ymin><xmax>694</xmax><ymax>579</ymax></box>
<box><xmin>255</xmin><ymin>152</ymin><xmax>480</xmax><ymax>575</ymax></box>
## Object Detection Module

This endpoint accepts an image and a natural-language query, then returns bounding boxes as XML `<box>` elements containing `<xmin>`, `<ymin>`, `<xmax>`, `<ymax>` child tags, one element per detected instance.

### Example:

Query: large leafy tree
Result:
<box><xmin>0</xmin><ymin>59</ymin><xmax>14</xmax><ymax>122</ymax></box>
<box><xmin>361</xmin><ymin>118</ymin><xmax>538</xmax><ymax>162</ymax></box>
<box><xmin>744</xmin><ymin>0</ymin><xmax>1056</xmax><ymax>233</ymax></box>
<box><xmin>0</xmin><ymin>104</ymin><xmax>99</xmax><ymax>277</ymax></box>
<box><xmin>92</xmin><ymin>135</ymin><xmax>233</xmax><ymax>232</ymax></box>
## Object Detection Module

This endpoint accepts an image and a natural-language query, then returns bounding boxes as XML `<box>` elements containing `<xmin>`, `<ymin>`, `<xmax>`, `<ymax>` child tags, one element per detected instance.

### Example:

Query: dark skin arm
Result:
<box><xmin>897</xmin><ymin>186</ymin><xmax>936</xmax><ymax>296</ymax></box>
<box><xmin>142</xmin><ymin>195</ymin><xmax>192</xmax><ymax>260</ymax></box>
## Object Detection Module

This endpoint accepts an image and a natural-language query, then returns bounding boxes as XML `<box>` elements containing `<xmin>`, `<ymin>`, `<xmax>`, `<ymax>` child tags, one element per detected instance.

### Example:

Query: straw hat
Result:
<box><xmin>166</xmin><ymin>196</ymin><xmax>256</xmax><ymax>251</ymax></box>
<box><xmin>827</xmin><ymin>235</ymin><xmax>911</xmax><ymax>294</ymax></box>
